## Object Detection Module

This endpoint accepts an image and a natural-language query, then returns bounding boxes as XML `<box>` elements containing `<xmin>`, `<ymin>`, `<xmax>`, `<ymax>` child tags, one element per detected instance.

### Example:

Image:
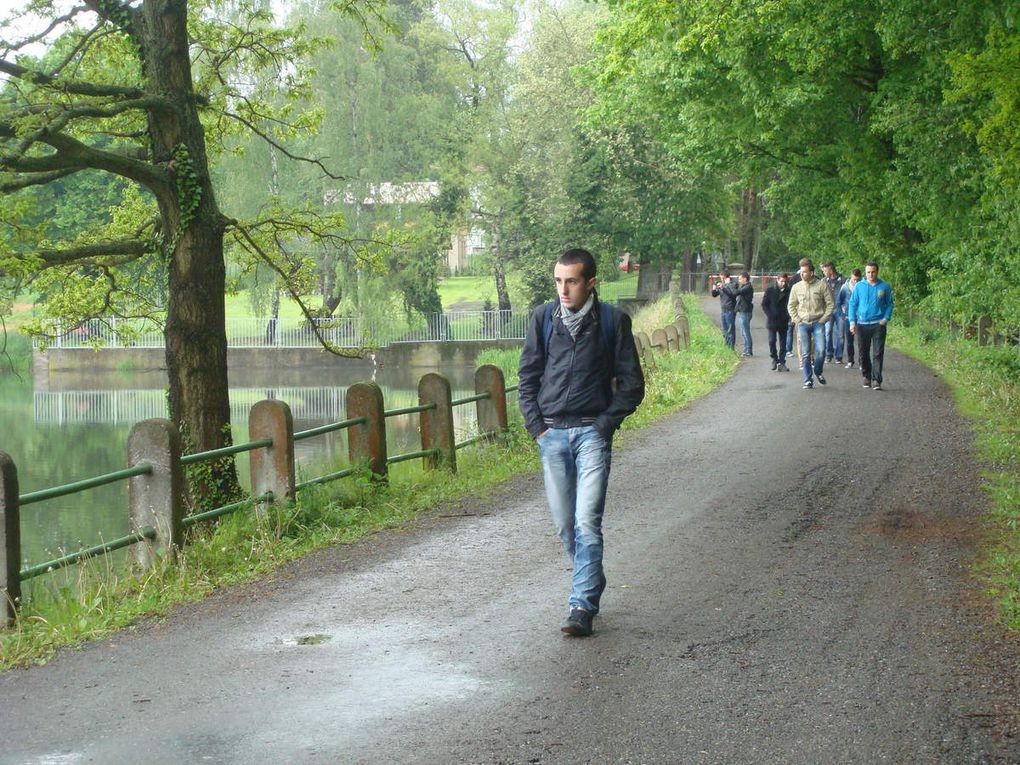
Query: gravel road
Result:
<box><xmin>1</xmin><ymin>302</ymin><xmax>1018</xmax><ymax>764</ymax></box>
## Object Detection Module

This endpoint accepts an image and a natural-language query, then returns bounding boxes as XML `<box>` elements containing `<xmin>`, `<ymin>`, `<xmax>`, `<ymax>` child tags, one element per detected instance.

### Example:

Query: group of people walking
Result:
<box><xmin>714</xmin><ymin>258</ymin><xmax>894</xmax><ymax>390</ymax></box>
<box><xmin>517</xmin><ymin>248</ymin><xmax>895</xmax><ymax>641</ymax></box>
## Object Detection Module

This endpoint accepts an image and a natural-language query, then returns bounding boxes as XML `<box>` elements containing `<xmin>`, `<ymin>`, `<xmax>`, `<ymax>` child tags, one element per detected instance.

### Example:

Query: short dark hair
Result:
<box><xmin>865</xmin><ymin>260</ymin><xmax>879</xmax><ymax>271</ymax></box>
<box><xmin>740</xmin><ymin>271</ymin><xmax>750</xmax><ymax>280</ymax></box>
<box><xmin>720</xmin><ymin>270</ymin><xmax>730</xmax><ymax>279</ymax></box>
<box><xmin>780</xmin><ymin>272</ymin><xmax>790</xmax><ymax>280</ymax></box>
<box><xmin>798</xmin><ymin>257</ymin><xmax>814</xmax><ymax>271</ymax></box>
<box><xmin>821</xmin><ymin>261</ymin><xmax>834</xmax><ymax>269</ymax></box>
<box><xmin>558</xmin><ymin>248</ymin><xmax>597</xmax><ymax>280</ymax></box>
<box><xmin>852</xmin><ymin>268</ymin><xmax>862</xmax><ymax>278</ymax></box>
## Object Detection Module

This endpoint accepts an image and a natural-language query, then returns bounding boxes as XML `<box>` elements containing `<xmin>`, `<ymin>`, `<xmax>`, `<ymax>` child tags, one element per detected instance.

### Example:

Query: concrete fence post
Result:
<box><xmin>419</xmin><ymin>372</ymin><xmax>456</xmax><ymax>472</ymax></box>
<box><xmin>978</xmin><ymin>316</ymin><xmax>992</xmax><ymax>346</ymax></box>
<box><xmin>670</xmin><ymin>282</ymin><xmax>687</xmax><ymax>323</ymax></box>
<box><xmin>0</xmin><ymin>452</ymin><xmax>21</xmax><ymax>628</ymax></box>
<box><xmin>249</xmin><ymin>400</ymin><xmax>295</xmax><ymax>513</ymax></box>
<box><xmin>676</xmin><ymin>317</ymin><xmax>691</xmax><ymax>348</ymax></box>
<box><xmin>633</xmin><ymin>331</ymin><xmax>656</xmax><ymax>372</ymax></box>
<box><xmin>475</xmin><ymin>364</ymin><xmax>508</xmax><ymax>437</ymax></box>
<box><xmin>665</xmin><ymin>324</ymin><xmax>681</xmax><ymax>352</ymax></box>
<box><xmin>651</xmin><ymin>328</ymin><xmax>669</xmax><ymax>352</ymax></box>
<box><xmin>128</xmin><ymin>419</ymin><xmax>185</xmax><ymax>570</ymax></box>
<box><xmin>346</xmin><ymin>381</ymin><xmax>387</xmax><ymax>479</ymax></box>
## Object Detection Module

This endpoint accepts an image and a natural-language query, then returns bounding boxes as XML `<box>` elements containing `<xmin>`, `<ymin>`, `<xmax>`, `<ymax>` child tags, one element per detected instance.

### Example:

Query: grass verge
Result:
<box><xmin>889</xmin><ymin>321</ymin><xmax>1020</xmax><ymax>628</ymax></box>
<box><xmin>1</xmin><ymin>293</ymin><xmax>735</xmax><ymax>669</ymax></box>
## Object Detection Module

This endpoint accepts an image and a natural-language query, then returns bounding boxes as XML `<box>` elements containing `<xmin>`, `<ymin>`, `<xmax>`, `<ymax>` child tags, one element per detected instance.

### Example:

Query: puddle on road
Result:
<box><xmin>286</xmin><ymin>633</ymin><xmax>331</xmax><ymax>645</ymax></box>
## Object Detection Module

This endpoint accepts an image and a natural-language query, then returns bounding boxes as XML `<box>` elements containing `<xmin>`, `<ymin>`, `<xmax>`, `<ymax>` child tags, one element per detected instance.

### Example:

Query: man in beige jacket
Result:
<box><xmin>787</xmin><ymin>258</ymin><xmax>834</xmax><ymax>389</ymax></box>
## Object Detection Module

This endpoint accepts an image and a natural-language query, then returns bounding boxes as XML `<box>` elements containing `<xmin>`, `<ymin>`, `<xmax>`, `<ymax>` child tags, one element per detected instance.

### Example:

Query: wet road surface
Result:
<box><xmin>1</xmin><ymin>302</ymin><xmax>1018</xmax><ymax>764</ymax></box>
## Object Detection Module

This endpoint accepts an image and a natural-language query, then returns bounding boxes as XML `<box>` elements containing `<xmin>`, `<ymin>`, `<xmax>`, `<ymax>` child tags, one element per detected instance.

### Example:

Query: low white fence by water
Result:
<box><xmin>35</xmin><ymin>311</ymin><xmax>529</xmax><ymax>350</ymax></box>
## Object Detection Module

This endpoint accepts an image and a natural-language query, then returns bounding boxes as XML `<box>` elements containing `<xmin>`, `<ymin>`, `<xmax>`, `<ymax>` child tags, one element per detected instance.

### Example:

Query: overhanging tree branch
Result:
<box><xmin>0</xmin><ymin>60</ymin><xmax>149</xmax><ymax>100</ymax></box>
<box><xmin>230</xmin><ymin>224</ymin><xmax>363</xmax><ymax>358</ymax></box>
<box><xmin>222</xmin><ymin>110</ymin><xmax>346</xmax><ymax>180</ymax></box>
<box><xmin>34</xmin><ymin>239</ymin><xmax>152</xmax><ymax>267</ymax></box>
<box><xmin>0</xmin><ymin>167</ymin><xmax>79</xmax><ymax>191</ymax></box>
<box><xmin>0</xmin><ymin>131</ymin><xmax>170</xmax><ymax>192</ymax></box>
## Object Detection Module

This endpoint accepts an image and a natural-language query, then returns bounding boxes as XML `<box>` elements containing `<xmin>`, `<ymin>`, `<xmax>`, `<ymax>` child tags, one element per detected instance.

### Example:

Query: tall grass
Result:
<box><xmin>890</xmin><ymin>322</ymin><xmax>1020</xmax><ymax>628</ymax></box>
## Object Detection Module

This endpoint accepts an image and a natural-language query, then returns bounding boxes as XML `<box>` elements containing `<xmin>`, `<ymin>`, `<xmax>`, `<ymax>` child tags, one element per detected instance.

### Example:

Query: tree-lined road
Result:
<box><xmin>2</xmin><ymin>311</ymin><xmax>1018</xmax><ymax>763</ymax></box>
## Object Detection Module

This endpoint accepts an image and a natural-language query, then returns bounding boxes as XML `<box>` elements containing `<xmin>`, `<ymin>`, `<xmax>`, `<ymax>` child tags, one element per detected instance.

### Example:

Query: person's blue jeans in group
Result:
<box><xmin>786</xmin><ymin>324</ymin><xmax>794</xmax><ymax>355</ymax></box>
<box><xmin>720</xmin><ymin>310</ymin><xmax>736</xmax><ymax>349</ymax></box>
<box><xmin>825</xmin><ymin>313</ymin><xmax>845</xmax><ymax>361</ymax></box>
<box><xmin>736</xmin><ymin>310</ymin><xmax>752</xmax><ymax>355</ymax></box>
<box><xmin>798</xmin><ymin>321</ymin><xmax>826</xmax><ymax>383</ymax></box>
<box><xmin>537</xmin><ymin>425</ymin><xmax>611</xmax><ymax>614</ymax></box>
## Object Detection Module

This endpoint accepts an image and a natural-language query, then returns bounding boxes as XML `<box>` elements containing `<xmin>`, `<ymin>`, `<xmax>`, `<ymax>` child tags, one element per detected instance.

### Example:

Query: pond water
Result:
<box><xmin>0</xmin><ymin>359</ymin><xmax>492</xmax><ymax>574</ymax></box>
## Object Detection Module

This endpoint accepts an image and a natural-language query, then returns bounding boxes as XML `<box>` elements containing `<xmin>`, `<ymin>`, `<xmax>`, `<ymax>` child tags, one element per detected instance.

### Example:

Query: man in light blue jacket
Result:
<box><xmin>848</xmin><ymin>261</ymin><xmax>894</xmax><ymax>390</ymax></box>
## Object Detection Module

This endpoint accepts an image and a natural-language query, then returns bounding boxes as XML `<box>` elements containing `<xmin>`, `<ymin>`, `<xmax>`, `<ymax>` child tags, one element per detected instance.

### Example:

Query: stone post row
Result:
<box><xmin>1</xmin><ymin>367</ymin><xmax>518</xmax><ymax>626</ymax></box>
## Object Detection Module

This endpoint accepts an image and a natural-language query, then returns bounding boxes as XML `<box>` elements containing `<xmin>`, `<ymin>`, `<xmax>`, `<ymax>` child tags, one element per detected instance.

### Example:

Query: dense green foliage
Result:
<box><xmin>587</xmin><ymin>0</ymin><xmax>1020</xmax><ymax>325</ymax></box>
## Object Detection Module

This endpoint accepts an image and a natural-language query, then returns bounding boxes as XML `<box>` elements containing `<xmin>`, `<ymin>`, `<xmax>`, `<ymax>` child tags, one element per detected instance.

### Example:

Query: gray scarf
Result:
<box><xmin>559</xmin><ymin>291</ymin><xmax>595</xmax><ymax>339</ymax></box>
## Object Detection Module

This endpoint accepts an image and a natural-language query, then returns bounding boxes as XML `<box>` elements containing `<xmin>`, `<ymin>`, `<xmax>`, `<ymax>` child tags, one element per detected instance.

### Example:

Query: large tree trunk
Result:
<box><xmin>141</xmin><ymin>0</ymin><xmax>239</xmax><ymax>505</ymax></box>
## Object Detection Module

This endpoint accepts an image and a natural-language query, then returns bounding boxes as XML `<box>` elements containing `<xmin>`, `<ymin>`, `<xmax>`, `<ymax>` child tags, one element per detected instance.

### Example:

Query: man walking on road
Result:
<box><xmin>734</xmin><ymin>271</ymin><xmax>754</xmax><ymax>357</ymax></box>
<box><xmin>849</xmin><ymin>261</ymin><xmax>894</xmax><ymax>390</ymax></box>
<box><xmin>711</xmin><ymin>271</ymin><xmax>737</xmax><ymax>350</ymax></box>
<box><xmin>518</xmin><ymin>248</ymin><xmax>645</xmax><ymax>637</ymax></box>
<box><xmin>837</xmin><ymin>268</ymin><xmax>861</xmax><ymax>368</ymax></box>
<box><xmin>761</xmin><ymin>273</ymin><xmax>791</xmax><ymax>371</ymax></box>
<box><xmin>788</xmin><ymin>257</ymin><xmax>834</xmax><ymax>389</ymax></box>
<box><xmin>821</xmin><ymin>261</ymin><xmax>846</xmax><ymax>364</ymax></box>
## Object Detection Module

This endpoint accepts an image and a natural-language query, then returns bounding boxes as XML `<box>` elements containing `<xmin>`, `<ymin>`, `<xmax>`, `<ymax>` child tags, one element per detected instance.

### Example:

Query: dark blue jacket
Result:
<box><xmin>518</xmin><ymin>296</ymin><xmax>645</xmax><ymax>440</ymax></box>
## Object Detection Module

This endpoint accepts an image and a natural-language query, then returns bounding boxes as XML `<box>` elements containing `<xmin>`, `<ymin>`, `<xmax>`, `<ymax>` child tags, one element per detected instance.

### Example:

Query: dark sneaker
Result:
<box><xmin>561</xmin><ymin>608</ymin><xmax>593</xmax><ymax>637</ymax></box>
<box><xmin>862</xmin><ymin>380</ymin><xmax>871</xmax><ymax>388</ymax></box>
<box><xmin>771</xmin><ymin>359</ymin><xmax>778</xmax><ymax>370</ymax></box>
<box><xmin>802</xmin><ymin>380</ymin><xmax>813</xmax><ymax>389</ymax></box>
<box><xmin>845</xmin><ymin>361</ymin><xmax>854</xmax><ymax>369</ymax></box>
<box><xmin>873</xmin><ymin>382</ymin><xmax>882</xmax><ymax>391</ymax></box>
<box><xmin>777</xmin><ymin>362</ymin><xmax>788</xmax><ymax>372</ymax></box>
<box><xmin>816</xmin><ymin>375</ymin><xmax>826</xmax><ymax>385</ymax></box>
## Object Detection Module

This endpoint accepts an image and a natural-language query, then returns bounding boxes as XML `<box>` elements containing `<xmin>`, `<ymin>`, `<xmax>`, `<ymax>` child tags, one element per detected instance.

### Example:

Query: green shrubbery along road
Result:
<box><xmin>890</xmin><ymin>324</ymin><xmax>1020</xmax><ymax>629</ymax></box>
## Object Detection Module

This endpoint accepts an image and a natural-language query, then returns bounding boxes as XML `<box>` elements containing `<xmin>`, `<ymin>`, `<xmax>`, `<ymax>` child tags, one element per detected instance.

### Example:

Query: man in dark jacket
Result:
<box><xmin>518</xmin><ymin>248</ymin><xmax>645</xmax><ymax>637</ymax></box>
<box><xmin>761</xmin><ymin>273</ymin><xmax>791</xmax><ymax>371</ymax></box>
<box><xmin>734</xmin><ymin>271</ymin><xmax>754</xmax><ymax>356</ymax></box>
<box><xmin>711</xmin><ymin>271</ymin><xmax>737</xmax><ymax>350</ymax></box>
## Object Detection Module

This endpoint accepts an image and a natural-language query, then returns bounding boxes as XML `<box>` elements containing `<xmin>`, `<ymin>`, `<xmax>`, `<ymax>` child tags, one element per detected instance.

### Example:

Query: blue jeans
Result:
<box><xmin>798</xmin><ymin>321</ymin><xmax>826</xmax><ymax>383</ymax></box>
<box><xmin>720</xmin><ymin>310</ymin><xmax>735</xmax><ymax>349</ymax></box>
<box><xmin>736</xmin><ymin>311</ymin><xmax>752</xmax><ymax>355</ymax></box>
<box><xmin>825</xmin><ymin>313</ymin><xmax>845</xmax><ymax>361</ymax></box>
<box><xmin>537</xmin><ymin>425</ymin><xmax>611</xmax><ymax>614</ymax></box>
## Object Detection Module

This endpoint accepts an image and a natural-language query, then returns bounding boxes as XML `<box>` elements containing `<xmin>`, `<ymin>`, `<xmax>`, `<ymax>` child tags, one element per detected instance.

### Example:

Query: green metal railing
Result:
<box><xmin>19</xmin><ymin>464</ymin><xmax>153</xmax><ymax>506</ymax></box>
<box><xmin>9</xmin><ymin>368</ymin><xmax>514</xmax><ymax>596</ymax></box>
